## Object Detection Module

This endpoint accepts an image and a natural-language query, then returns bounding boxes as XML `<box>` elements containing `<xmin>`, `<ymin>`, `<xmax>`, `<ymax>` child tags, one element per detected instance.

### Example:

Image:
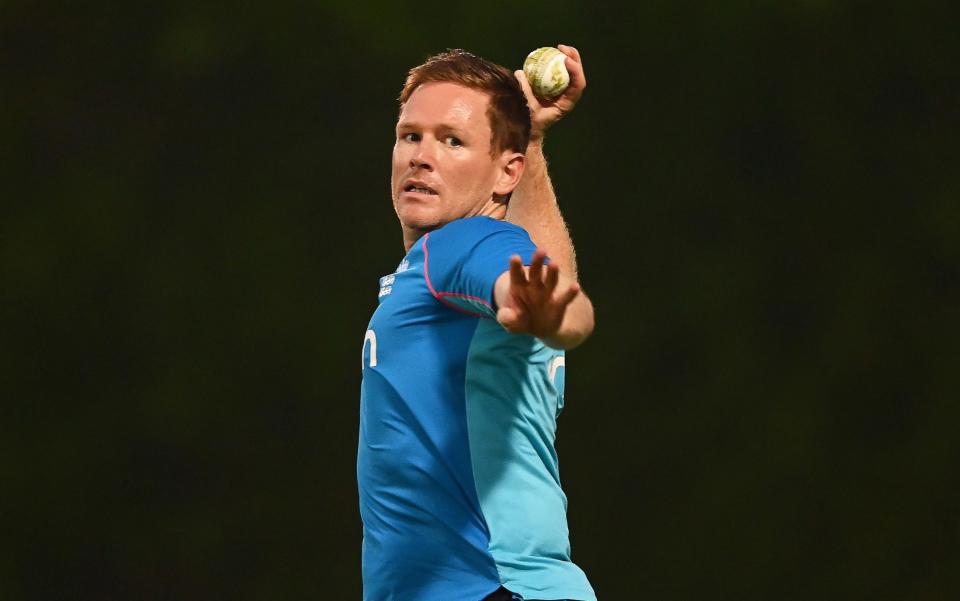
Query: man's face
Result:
<box><xmin>391</xmin><ymin>82</ymin><xmax>512</xmax><ymax>239</ymax></box>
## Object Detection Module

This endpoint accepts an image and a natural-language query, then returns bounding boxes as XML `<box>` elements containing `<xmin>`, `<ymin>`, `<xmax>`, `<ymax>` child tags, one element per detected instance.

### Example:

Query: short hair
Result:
<box><xmin>398</xmin><ymin>49</ymin><xmax>531</xmax><ymax>156</ymax></box>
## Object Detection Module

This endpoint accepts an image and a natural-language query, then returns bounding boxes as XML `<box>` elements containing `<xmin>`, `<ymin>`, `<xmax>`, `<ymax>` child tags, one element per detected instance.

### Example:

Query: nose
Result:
<box><xmin>409</xmin><ymin>143</ymin><xmax>434</xmax><ymax>171</ymax></box>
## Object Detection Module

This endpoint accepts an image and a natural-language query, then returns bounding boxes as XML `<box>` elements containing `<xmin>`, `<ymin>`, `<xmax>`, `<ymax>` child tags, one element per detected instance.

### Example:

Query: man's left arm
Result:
<box><xmin>493</xmin><ymin>248</ymin><xmax>594</xmax><ymax>350</ymax></box>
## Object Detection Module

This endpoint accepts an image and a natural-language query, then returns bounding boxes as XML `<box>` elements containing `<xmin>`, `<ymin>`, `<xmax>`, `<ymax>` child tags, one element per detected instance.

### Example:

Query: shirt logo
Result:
<box><xmin>378</xmin><ymin>259</ymin><xmax>414</xmax><ymax>299</ymax></box>
<box><xmin>378</xmin><ymin>273</ymin><xmax>395</xmax><ymax>298</ymax></box>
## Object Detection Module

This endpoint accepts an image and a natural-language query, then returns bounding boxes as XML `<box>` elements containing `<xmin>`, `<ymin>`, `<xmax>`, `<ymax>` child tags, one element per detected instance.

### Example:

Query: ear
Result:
<box><xmin>492</xmin><ymin>151</ymin><xmax>526</xmax><ymax>197</ymax></box>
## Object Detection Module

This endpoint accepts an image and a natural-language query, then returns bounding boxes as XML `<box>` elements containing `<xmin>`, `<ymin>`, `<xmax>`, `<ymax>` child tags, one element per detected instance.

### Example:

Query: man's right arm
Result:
<box><xmin>507</xmin><ymin>44</ymin><xmax>587</xmax><ymax>280</ymax></box>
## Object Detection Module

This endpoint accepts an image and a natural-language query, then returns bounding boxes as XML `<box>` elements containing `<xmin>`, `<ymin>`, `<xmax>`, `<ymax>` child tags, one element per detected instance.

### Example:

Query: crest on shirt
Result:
<box><xmin>378</xmin><ymin>259</ymin><xmax>413</xmax><ymax>298</ymax></box>
<box><xmin>378</xmin><ymin>274</ymin><xmax>394</xmax><ymax>298</ymax></box>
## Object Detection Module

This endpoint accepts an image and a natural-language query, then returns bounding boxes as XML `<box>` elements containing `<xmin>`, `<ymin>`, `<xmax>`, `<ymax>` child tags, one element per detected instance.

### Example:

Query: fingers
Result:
<box><xmin>556</xmin><ymin>280</ymin><xmax>581</xmax><ymax>307</ymax></box>
<box><xmin>528</xmin><ymin>248</ymin><xmax>548</xmax><ymax>287</ymax></box>
<box><xmin>509</xmin><ymin>254</ymin><xmax>527</xmax><ymax>289</ymax></box>
<box><xmin>557</xmin><ymin>44</ymin><xmax>587</xmax><ymax>98</ymax></box>
<box><xmin>500</xmin><ymin>250</ymin><xmax>579</xmax><ymax>338</ymax></box>
<box><xmin>557</xmin><ymin>44</ymin><xmax>582</xmax><ymax>64</ymax></box>
<box><xmin>558</xmin><ymin>44</ymin><xmax>586</xmax><ymax>90</ymax></box>
<box><xmin>513</xmin><ymin>70</ymin><xmax>543</xmax><ymax>112</ymax></box>
<box><xmin>564</xmin><ymin>57</ymin><xmax>586</xmax><ymax>93</ymax></box>
<box><xmin>545</xmin><ymin>262</ymin><xmax>560</xmax><ymax>291</ymax></box>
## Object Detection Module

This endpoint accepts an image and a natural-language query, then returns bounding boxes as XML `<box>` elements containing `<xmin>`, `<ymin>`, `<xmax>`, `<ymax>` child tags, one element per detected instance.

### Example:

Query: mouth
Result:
<box><xmin>402</xmin><ymin>182</ymin><xmax>439</xmax><ymax>195</ymax></box>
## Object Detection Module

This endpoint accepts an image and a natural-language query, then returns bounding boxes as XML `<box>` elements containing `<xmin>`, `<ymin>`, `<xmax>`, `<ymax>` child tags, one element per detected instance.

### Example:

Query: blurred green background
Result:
<box><xmin>2</xmin><ymin>1</ymin><xmax>958</xmax><ymax>599</ymax></box>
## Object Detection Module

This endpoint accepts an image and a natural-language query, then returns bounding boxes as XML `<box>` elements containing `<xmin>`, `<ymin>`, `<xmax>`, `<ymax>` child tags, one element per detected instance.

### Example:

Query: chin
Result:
<box><xmin>397</xmin><ymin>204</ymin><xmax>445</xmax><ymax>233</ymax></box>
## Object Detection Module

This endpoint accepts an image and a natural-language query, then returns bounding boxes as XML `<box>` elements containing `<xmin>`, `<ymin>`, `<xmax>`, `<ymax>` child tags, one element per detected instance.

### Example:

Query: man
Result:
<box><xmin>358</xmin><ymin>47</ymin><xmax>596</xmax><ymax>601</ymax></box>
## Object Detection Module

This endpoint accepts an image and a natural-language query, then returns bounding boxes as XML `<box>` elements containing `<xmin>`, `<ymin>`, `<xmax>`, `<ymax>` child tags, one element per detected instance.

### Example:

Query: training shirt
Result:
<box><xmin>358</xmin><ymin>216</ymin><xmax>596</xmax><ymax>601</ymax></box>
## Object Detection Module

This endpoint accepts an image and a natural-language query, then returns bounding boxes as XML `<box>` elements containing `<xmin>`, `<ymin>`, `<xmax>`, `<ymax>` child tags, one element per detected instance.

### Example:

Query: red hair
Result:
<box><xmin>399</xmin><ymin>49</ymin><xmax>531</xmax><ymax>155</ymax></box>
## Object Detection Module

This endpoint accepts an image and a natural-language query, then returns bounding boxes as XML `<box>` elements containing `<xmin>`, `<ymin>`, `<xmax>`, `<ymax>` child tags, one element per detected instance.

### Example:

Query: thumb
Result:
<box><xmin>497</xmin><ymin>306</ymin><xmax>520</xmax><ymax>331</ymax></box>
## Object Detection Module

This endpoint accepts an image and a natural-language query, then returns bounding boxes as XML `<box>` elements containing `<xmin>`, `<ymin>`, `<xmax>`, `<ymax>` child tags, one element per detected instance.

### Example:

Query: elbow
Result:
<box><xmin>545</xmin><ymin>299</ymin><xmax>595</xmax><ymax>350</ymax></box>
<box><xmin>544</xmin><ymin>325</ymin><xmax>592</xmax><ymax>350</ymax></box>
<box><xmin>568</xmin><ymin>307</ymin><xmax>596</xmax><ymax>350</ymax></box>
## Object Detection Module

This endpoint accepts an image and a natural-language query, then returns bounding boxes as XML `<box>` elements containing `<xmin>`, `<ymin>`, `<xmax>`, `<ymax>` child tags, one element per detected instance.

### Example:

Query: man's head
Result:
<box><xmin>399</xmin><ymin>50</ymin><xmax>531</xmax><ymax>156</ymax></box>
<box><xmin>391</xmin><ymin>50</ymin><xmax>531</xmax><ymax>248</ymax></box>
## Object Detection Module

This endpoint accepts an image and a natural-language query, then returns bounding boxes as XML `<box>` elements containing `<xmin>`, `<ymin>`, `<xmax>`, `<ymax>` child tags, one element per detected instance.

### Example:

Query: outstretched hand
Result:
<box><xmin>514</xmin><ymin>44</ymin><xmax>587</xmax><ymax>141</ymax></box>
<box><xmin>496</xmin><ymin>249</ymin><xmax>582</xmax><ymax>339</ymax></box>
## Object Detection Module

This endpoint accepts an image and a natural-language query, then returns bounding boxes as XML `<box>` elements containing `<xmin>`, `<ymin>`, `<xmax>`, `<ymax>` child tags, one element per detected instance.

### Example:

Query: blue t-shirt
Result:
<box><xmin>358</xmin><ymin>217</ymin><xmax>596</xmax><ymax>601</ymax></box>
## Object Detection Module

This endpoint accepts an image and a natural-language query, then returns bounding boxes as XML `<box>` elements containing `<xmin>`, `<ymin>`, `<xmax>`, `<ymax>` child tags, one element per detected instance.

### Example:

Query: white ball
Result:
<box><xmin>523</xmin><ymin>47</ymin><xmax>570</xmax><ymax>99</ymax></box>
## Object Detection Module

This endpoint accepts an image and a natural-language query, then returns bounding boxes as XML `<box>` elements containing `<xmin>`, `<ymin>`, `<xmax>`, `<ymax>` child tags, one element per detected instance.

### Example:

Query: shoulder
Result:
<box><xmin>422</xmin><ymin>217</ymin><xmax>536</xmax><ymax>290</ymax></box>
<box><xmin>422</xmin><ymin>218</ymin><xmax>536</xmax><ymax>316</ymax></box>
<box><xmin>428</xmin><ymin>217</ymin><xmax>532</xmax><ymax>250</ymax></box>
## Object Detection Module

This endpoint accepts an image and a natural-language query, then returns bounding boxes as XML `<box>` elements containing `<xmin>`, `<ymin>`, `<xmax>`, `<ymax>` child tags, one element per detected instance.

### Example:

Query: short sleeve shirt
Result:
<box><xmin>358</xmin><ymin>217</ymin><xmax>596</xmax><ymax>601</ymax></box>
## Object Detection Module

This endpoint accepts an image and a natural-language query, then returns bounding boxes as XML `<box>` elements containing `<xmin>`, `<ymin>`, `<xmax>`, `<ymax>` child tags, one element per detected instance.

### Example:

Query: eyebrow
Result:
<box><xmin>395</xmin><ymin>120</ymin><xmax>466</xmax><ymax>132</ymax></box>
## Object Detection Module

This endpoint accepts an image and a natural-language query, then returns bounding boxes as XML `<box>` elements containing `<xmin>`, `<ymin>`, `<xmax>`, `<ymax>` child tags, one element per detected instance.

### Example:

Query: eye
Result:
<box><xmin>444</xmin><ymin>135</ymin><xmax>463</xmax><ymax>147</ymax></box>
<box><xmin>401</xmin><ymin>132</ymin><xmax>420</xmax><ymax>143</ymax></box>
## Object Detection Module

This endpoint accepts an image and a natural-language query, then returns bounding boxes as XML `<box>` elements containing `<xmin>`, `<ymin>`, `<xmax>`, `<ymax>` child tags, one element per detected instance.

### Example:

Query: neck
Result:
<box><xmin>402</xmin><ymin>228</ymin><xmax>421</xmax><ymax>252</ymax></box>
<box><xmin>476</xmin><ymin>196</ymin><xmax>508</xmax><ymax>221</ymax></box>
<box><xmin>400</xmin><ymin>196</ymin><xmax>508</xmax><ymax>251</ymax></box>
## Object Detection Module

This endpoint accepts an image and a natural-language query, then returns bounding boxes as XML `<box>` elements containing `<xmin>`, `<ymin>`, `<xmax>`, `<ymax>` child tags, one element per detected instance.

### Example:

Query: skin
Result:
<box><xmin>391</xmin><ymin>79</ymin><xmax>594</xmax><ymax>349</ymax></box>
<box><xmin>507</xmin><ymin>44</ymin><xmax>587</xmax><ymax>279</ymax></box>
<box><xmin>502</xmin><ymin>44</ymin><xmax>594</xmax><ymax>348</ymax></box>
<box><xmin>392</xmin><ymin>82</ymin><xmax>524</xmax><ymax>252</ymax></box>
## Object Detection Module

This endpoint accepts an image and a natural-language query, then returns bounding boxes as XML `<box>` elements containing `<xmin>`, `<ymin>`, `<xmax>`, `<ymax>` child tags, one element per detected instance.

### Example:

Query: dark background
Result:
<box><xmin>2</xmin><ymin>1</ymin><xmax>958</xmax><ymax>599</ymax></box>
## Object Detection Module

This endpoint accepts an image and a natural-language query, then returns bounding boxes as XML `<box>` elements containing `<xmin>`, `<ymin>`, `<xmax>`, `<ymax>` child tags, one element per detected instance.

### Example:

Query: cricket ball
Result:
<box><xmin>523</xmin><ymin>47</ymin><xmax>570</xmax><ymax>99</ymax></box>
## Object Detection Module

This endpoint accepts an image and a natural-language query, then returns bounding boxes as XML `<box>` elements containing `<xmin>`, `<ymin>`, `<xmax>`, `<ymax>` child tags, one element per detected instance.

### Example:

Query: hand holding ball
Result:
<box><xmin>523</xmin><ymin>47</ymin><xmax>570</xmax><ymax>99</ymax></box>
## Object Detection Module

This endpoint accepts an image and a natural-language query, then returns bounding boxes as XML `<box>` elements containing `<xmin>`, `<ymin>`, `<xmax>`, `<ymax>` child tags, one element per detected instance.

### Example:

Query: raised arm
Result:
<box><xmin>507</xmin><ymin>44</ymin><xmax>587</xmax><ymax>279</ymax></box>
